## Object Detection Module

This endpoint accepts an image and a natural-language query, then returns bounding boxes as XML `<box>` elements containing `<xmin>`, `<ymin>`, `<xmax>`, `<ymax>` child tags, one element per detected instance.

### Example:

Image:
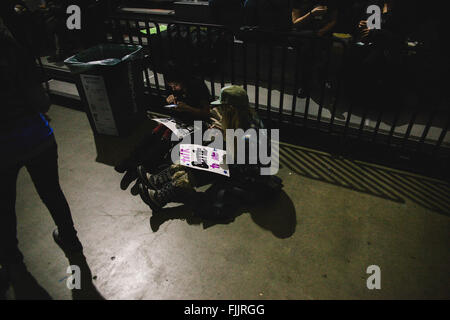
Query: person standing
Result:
<box><xmin>0</xmin><ymin>18</ymin><xmax>83</xmax><ymax>282</ymax></box>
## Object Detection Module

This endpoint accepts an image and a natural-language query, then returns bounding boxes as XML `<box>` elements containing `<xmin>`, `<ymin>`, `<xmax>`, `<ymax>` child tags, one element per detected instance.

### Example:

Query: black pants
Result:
<box><xmin>0</xmin><ymin>141</ymin><xmax>75</xmax><ymax>264</ymax></box>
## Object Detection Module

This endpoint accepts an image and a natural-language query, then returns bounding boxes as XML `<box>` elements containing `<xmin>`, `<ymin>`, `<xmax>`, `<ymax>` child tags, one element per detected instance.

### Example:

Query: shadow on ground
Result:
<box><xmin>67</xmin><ymin>253</ymin><xmax>105</xmax><ymax>300</ymax></box>
<box><xmin>0</xmin><ymin>253</ymin><xmax>104</xmax><ymax>300</ymax></box>
<box><xmin>279</xmin><ymin>143</ymin><xmax>450</xmax><ymax>216</ymax></box>
<box><xmin>148</xmin><ymin>190</ymin><xmax>297</xmax><ymax>239</ymax></box>
<box><xmin>0</xmin><ymin>266</ymin><xmax>52</xmax><ymax>300</ymax></box>
<box><xmin>92</xmin><ymin>117</ymin><xmax>157</xmax><ymax>167</ymax></box>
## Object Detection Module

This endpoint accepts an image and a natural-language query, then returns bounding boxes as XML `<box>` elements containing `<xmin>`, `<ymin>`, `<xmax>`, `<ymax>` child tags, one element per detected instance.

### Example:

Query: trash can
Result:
<box><xmin>65</xmin><ymin>44</ymin><xmax>144</xmax><ymax>136</ymax></box>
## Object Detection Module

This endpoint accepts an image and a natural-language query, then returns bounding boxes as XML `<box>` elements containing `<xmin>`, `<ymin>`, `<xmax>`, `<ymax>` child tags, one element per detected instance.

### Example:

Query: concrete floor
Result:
<box><xmin>3</xmin><ymin>105</ymin><xmax>449</xmax><ymax>300</ymax></box>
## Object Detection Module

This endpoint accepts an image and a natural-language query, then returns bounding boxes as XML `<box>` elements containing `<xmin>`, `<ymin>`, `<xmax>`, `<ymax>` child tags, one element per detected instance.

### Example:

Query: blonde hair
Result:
<box><xmin>220</xmin><ymin>103</ymin><xmax>254</xmax><ymax>132</ymax></box>
<box><xmin>219</xmin><ymin>104</ymin><xmax>256</xmax><ymax>167</ymax></box>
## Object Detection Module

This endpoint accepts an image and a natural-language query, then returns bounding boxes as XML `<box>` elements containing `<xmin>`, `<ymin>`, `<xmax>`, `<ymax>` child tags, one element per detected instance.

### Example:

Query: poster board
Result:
<box><xmin>179</xmin><ymin>144</ymin><xmax>230</xmax><ymax>177</ymax></box>
<box><xmin>152</xmin><ymin>118</ymin><xmax>193</xmax><ymax>139</ymax></box>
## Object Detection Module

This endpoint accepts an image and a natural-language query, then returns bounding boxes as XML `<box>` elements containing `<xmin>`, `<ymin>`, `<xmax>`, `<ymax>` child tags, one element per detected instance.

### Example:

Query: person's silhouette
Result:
<box><xmin>0</xmin><ymin>18</ymin><xmax>88</xmax><ymax>299</ymax></box>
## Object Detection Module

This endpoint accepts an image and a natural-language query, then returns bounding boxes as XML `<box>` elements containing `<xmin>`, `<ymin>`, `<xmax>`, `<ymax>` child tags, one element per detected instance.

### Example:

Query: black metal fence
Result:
<box><xmin>101</xmin><ymin>13</ymin><xmax>449</xmax><ymax>162</ymax></box>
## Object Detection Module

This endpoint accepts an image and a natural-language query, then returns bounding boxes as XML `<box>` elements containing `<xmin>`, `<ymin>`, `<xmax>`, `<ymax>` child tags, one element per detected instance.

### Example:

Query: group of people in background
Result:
<box><xmin>233</xmin><ymin>0</ymin><xmax>445</xmax><ymax>111</ymax></box>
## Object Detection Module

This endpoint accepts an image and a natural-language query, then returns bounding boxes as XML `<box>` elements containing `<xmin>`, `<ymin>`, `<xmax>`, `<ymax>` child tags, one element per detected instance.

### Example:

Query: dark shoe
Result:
<box><xmin>114</xmin><ymin>163</ymin><xmax>127</xmax><ymax>174</ymax></box>
<box><xmin>139</xmin><ymin>183</ymin><xmax>165</xmax><ymax>212</ymax></box>
<box><xmin>120</xmin><ymin>169</ymin><xmax>138</xmax><ymax>191</ymax></box>
<box><xmin>136</xmin><ymin>165</ymin><xmax>152</xmax><ymax>188</ymax></box>
<box><xmin>149</xmin><ymin>211</ymin><xmax>167</xmax><ymax>232</ymax></box>
<box><xmin>114</xmin><ymin>157</ymin><xmax>136</xmax><ymax>174</ymax></box>
<box><xmin>52</xmin><ymin>228</ymin><xmax>83</xmax><ymax>255</ymax></box>
<box><xmin>130</xmin><ymin>180</ymin><xmax>140</xmax><ymax>196</ymax></box>
<box><xmin>137</xmin><ymin>165</ymin><xmax>173</xmax><ymax>190</ymax></box>
<box><xmin>139</xmin><ymin>179</ymin><xmax>188</xmax><ymax>211</ymax></box>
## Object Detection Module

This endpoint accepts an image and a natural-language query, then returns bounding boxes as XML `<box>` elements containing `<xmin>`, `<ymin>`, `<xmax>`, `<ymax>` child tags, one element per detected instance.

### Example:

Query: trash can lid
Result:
<box><xmin>64</xmin><ymin>44</ymin><xmax>143</xmax><ymax>73</ymax></box>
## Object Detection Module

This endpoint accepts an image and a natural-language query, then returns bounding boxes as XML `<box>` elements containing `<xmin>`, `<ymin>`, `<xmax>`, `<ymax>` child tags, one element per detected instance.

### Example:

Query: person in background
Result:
<box><xmin>351</xmin><ymin>1</ymin><xmax>403</xmax><ymax>95</ymax></box>
<box><xmin>0</xmin><ymin>0</ymin><xmax>34</xmax><ymax>49</ymax></box>
<box><xmin>45</xmin><ymin>0</ymin><xmax>75</xmax><ymax>62</ymax></box>
<box><xmin>339</xmin><ymin>0</ymin><xmax>412</xmax><ymax>122</ymax></box>
<box><xmin>164</xmin><ymin>63</ymin><xmax>212</xmax><ymax>121</ymax></box>
<box><xmin>292</xmin><ymin>0</ymin><xmax>339</xmax><ymax>37</ymax></box>
<box><xmin>290</xmin><ymin>1</ymin><xmax>340</xmax><ymax>98</ymax></box>
<box><xmin>0</xmin><ymin>18</ymin><xmax>83</xmax><ymax>294</ymax></box>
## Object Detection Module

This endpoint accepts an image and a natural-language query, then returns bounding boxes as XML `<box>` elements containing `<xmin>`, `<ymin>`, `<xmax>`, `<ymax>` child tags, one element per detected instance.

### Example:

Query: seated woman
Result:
<box><xmin>290</xmin><ymin>1</ymin><xmax>340</xmax><ymax>98</ymax></box>
<box><xmin>115</xmin><ymin>61</ymin><xmax>211</xmax><ymax>192</ymax></box>
<box><xmin>163</xmin><ymin>61</ymin><xmax>212</xmax><ymax>121</ymax></box>
<box><xmin>292</xmin><ymin>0</ymin><xmax>339</xmax><ymax>37</ymax></box>
<box><xmin>137</xmin><ymin>86</ymin><xmax>282</xmax><ymax>221</ymax></box>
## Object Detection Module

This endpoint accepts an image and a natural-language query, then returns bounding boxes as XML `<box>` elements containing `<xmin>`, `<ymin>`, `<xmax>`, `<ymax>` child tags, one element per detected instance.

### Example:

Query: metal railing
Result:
<box><xmin>102</xmin><ymin>13</ymin><xmax>449</xmax><ymax>160</ymax></box>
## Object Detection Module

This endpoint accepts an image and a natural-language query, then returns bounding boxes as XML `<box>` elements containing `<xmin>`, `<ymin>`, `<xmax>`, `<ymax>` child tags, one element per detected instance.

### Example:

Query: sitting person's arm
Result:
<box><xmin>292</xmin><ymin>8</ymin><xmax>312</xmax><ymax>26</ymax></box>
<box><xmin>317</xmin><ymin>8</ymin><xmax>338</xmax><ymax>36</ymax></box>
<box><xmin>168</xmin><ymin>78</ymin><xmax>211</xmax><ymax>120</ymax></box>
<box><xmin>209</xmin><ymin>107</ymin><xmax>223</xmax><ymax>130</ymax></box>
<box><xmin>292</xmin><ymin>6</ymin><xmax>327</xmax><ymax>26</ymax></box>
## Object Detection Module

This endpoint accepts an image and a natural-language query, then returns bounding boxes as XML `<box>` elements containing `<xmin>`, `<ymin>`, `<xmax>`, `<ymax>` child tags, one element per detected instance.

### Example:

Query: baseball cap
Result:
<box><xmin>211</xmin><ymin>85</ymin><xmax>249</xmax><ymax>108</ymax></box>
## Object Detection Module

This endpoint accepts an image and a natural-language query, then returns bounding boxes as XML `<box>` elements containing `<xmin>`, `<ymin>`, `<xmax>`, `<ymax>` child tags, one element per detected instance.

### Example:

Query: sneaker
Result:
<box><xmin>138</xmin><ymin>183</ymin><xmax>164</xmax><ymax>212</ymax></box>
<box><xmin>120</xmin><ymin>169</ymin><xmax>138</xmax><ymax>191</ymax></box>
<box><xmin>137</xmin><ymin>165</ymin><xmax>173</xmax><ymax>190</ymax></box>
<box><xmin>149</xmin><ymin>211</ymin><xmax>166</xmax><ymax>232</ymax></box>
<box><xmin>136</xmin><ymin>165</ymin><xmax>152</xmax><ymax>188</ymax></box>
<box><xmin>52</xmin><ymin>228</ymin><xmax>83</xmax><ymax>255</ymax></box>
<box><xmin>114</xmin><ymin>157</ymin><xmax>135</xmax><ymax>174</ymax></box>
<box><xmin>130</xmin><ymin>180</ymin><xmax>140</xmax><ymax>196</ymax></box>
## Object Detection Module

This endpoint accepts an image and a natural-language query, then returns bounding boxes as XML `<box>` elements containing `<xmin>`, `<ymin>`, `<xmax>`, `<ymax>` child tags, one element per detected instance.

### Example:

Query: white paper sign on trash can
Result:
<box><xmin>80</xmin><ymin>74</ymin><xmax>118</xmax><ymax>136</ymax></box>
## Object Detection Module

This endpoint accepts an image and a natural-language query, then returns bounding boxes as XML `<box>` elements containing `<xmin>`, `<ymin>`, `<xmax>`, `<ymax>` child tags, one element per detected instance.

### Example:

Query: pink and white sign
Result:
<box><xmin>179</xmin><ymin>144</ymin><xmax>230</xmax><ymax>177</ymax></box>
